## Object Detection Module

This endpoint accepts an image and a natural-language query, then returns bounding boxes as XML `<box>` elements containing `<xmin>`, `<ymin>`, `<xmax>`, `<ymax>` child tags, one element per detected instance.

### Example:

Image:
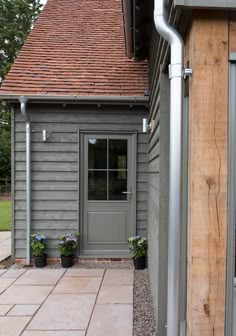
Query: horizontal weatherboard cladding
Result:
<box><xmin>13</xmin><ymin>103</ymin><xmax>148</xmax><ymax>259</ymax></box>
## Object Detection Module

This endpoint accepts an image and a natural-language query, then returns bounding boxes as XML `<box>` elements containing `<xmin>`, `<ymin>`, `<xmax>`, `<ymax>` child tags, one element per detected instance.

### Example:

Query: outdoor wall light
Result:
<box><xmin>42</xmin><ymin>129</ymin><xmax>49</xmax><ymax>142</ymax></box>
<box><xmin>142</xmin><ymin>118</ymin><xmax>154</xmax><ymax>133</ymax></box>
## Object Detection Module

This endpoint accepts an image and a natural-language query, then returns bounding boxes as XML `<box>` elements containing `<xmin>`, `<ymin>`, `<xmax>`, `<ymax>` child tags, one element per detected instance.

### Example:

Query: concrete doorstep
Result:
<box><xmin>0</xmin><ymin>268</ymin><xmax>133</xmax><ymax>336</ymax></box>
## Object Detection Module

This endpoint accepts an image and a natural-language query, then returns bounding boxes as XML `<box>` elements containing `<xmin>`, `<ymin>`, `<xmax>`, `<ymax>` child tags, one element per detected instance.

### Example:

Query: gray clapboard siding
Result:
<box><xmin>137</xmin><ymin>163</ymin><xmax>148</xmax><ymax>173</ymax></box>
<box><xmin>16</xmin><ymin>152</ymin><xmax>79</xmax><ymax>162</ymax></box>
<box><xmin>15</xmin><ymin>210</ymin><xmax>78</xmax><ymax>220</ymax></box>
<box><xmin>15</xmin><ymin>181</ymin><xmax>78</xmax><ymax>191</ymax></box>
<box><xmin>15</xmin><ymin>201</ymin><xmax>78</xmax><ymax>211</ymax></box>
<box><xmin>15</xmin><ymin>162</ymin><xmax>79</xmax><ymax>172</ymax></box>
<box><xmin>15</xmin><ymin>111</ymin><xmax>146</xmax><ymax>124</ymax></box>
<box><xmin>13</xmin><ymin>104</ymin><xmax>148</xmax><ymax>258</ymax></box>
<box><xmin>16</xmin><ymin>142</ymin><xmax>78</xmax><ymax>152</ymax></box>
<box><xmin>15</xmin><ymin>132</ymin><xmax>78</xmax><ymax>143</ymax></box>
<box><xmin>16</xmin><ymin>172</ymin><xmax>78</xmax><ymax>182</ymax></box>
<box><xmin>15</xmin><ymin>220</ymin><xmax>78</xmax><ymax>230</ymax></box>
<box><xmin>15</xmin><ymin>191</ymin><xmax>78</xmax><ymax>201</ymax></box>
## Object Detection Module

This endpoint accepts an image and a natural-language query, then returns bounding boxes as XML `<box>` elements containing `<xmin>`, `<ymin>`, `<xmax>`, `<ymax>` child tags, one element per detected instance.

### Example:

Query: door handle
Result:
<box><xmin>122</xmin><ymin>191</ymin><xmax>132</xmax><ymax>194</ymax></box>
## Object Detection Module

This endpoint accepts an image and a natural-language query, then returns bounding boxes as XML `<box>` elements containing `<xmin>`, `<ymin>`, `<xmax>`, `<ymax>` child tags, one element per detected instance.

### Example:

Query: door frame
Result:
<box><xmin>225</xmin><ymin>57</ymin><xmax>236</xmax><ymax>336</ymax></box>
<box><xmin>79</xmin><ymin>130</ymin><xmax>137</xmax><ymax>257</ymax></box>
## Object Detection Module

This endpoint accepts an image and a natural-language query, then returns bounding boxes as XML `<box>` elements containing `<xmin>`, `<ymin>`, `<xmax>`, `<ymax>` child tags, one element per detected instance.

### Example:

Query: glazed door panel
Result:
<box><xmin>82</xmin><ymin>133</ymin><xmax>136</xmax><ymax>257</ymax></box>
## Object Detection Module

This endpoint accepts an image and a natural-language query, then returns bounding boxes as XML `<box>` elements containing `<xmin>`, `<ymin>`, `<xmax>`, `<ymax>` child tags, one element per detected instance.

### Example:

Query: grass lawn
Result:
<box><xmin>0</xmin><ymin>200</ymin><xmax>11</xmax><ymax>231</ymax></box>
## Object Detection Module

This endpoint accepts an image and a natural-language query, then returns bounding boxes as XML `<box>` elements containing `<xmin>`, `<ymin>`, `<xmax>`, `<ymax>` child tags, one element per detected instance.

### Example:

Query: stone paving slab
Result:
<box><xmin>86</xmin><ymin>303</ymin><xmax>133</xmax><ymax>336</ymax></box>
<box><xmin>0</xmin><ymin>278</ymin><xmax>17</xmax><ymax>294</ymax></box>
<box><xmin>22</xmin><ymin>331</ymin><xmax>86</xmax><ymax>336</ymax></box>
<box><xmin>0</xmin><ymin>304</ymin><xmax>13</xmax><ymax>315</ymax></box>
<box><xmin>0</xmin><ymin>316</ymin><xmax>31</xmax><ymax>336</ymax></box>
<box><xmin>103</xmin><ymin>269</ymin><xmax>134</xmax><ymax>285</ymax></box>
<box><xmin>53</xmin><ymin>276</ymin><xmax>102</xmax><ymax>294</ymax></box>
<box><xmin>0</xmin><ymin>231</ymin><xmax>11</xmax><ymax>262</ymax></box>
<box><xmin>0</xmin><ymin>269</ymin><xmax>26</xmax><ymax>278</ymax></box>
<box><xmin>0</xmin><ymin>285</ymin><xmax>53</xmax><ymax>304</ymax></box>
<box><xmin>65</xmin><ymin>268</ymin><xmax>104</xmax><ymax>277</ymax></box>
<box><xmin>27</xmin><ymin>293</ymin><xmax>96</xmax><ymax>331</ymax></box>
<box><xmin>14</xmin><ymin>269</ymin><xmax>65</xmax><ymax>286</ymax></box>
<box><xmin>8</xmin><ymin>304</ymin><xmax>40</xmax><ymax>316</ymax></box>
<box><xmin>97</xmin><ymin>285</ymin><xmax>133</xmax><ymax>304</ymax></box>
<box><xmin>0</xmin><ymin>232</ymin><xmax>11</xmax><ymax>242</ymax></box>
<box><xmin>0</xmin><ymin>267</ymin><xmax>133</xmax><ymax>335</ymax></box>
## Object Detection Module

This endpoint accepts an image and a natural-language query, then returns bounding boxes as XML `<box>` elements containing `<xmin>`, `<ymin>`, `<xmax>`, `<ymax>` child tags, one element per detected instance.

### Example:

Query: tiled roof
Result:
<box><xmin>0</xmin><ymin>0</ymin><xmax>148</xmax><ymax>97</ymax></box>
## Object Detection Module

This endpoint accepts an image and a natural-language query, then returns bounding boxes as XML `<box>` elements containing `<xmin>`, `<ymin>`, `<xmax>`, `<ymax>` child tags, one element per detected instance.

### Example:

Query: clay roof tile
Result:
<box><xmin>0</xmin><ymin>0</ymin><xmax>148</xmax><ymax>97</ymax></box>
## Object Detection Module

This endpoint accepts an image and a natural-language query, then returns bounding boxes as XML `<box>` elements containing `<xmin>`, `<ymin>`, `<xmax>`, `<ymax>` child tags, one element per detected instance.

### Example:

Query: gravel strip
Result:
<box><xmin>7</xmin><ymin>260</ymin><xmax>133</xmax><ymax>269</ymax></box>
<box><xmin>133</xmin><ymin>268</ymin><xmax>157</xmax><ymax>336</ymax></box>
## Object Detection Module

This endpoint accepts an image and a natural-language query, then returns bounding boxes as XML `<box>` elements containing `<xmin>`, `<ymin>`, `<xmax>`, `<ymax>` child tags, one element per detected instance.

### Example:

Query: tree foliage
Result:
<box><xmin>0</xmin><ymin>0</ymin><xmax>42</xmax><ymax>82</ymax></box>
<box><xmin>0</xmin><ymin>0</ymin><xmax>42</xmax><ymax>179</ymax></box>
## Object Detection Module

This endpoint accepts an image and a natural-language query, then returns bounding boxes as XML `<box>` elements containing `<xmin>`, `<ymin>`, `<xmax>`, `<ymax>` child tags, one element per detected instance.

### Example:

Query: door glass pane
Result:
<box><xmin>88</xmin><ymin>171</ymin><xmax>107</xmax><ymax>200</ymax></box>
<box><xmin>88</xmin><ymin>139</ymin><xmax>107</xmax><ymax>169</ymax></box>
<box><xmin>109</xmin><ymin>171</ymin><xmax>127</xmax><ymax>200</ymax></box>
<box><xmin>109</xmin><ymin>140</ymin><xmax>127</xmax><ymax>169</ymax></box>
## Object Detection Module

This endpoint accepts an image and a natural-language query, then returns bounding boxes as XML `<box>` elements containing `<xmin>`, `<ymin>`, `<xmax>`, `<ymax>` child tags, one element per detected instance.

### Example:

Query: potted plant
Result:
<box><xmin>30</xmin><ymin>233</ymin><xmax>47</xmax><ymax>268</ymax></box>
<box><xmin>128</xmin><ymin>236</ymin><xmax>148</xmax><ymax>270</ymax></box>
<box><xmin>57</xmin><ymin>233</ymin><xmax>79</xmax><ymax>268</ymax></box>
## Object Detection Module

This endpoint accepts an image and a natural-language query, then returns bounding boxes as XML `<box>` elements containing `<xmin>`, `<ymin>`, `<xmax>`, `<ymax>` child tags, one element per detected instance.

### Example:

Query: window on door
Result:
<box><xmin>88</xmin><ymin>138</ymin><xmax>128</xmax><ymax>201</ymax></box>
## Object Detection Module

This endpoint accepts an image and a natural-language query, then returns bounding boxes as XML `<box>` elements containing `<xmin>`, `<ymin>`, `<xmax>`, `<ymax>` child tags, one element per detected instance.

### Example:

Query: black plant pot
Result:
<box><xmin>133</xmin><ymin>256</ymin><xmax>146</xmax><ymax>270</ymax></box>
<box><xmin>61</xmin><ymin>255</ymin><xmax>74</xmax><ymax>268</ymax></box>
<box><xmin>34</xmin><ymin>254</ymin><xmax>47</xmax><ymax>268</ymax></box>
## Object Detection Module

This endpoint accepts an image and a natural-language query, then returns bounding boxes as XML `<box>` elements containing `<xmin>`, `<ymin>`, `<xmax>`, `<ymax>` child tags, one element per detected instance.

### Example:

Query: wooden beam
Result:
<box><xmin>186</xmin><ymin>10</ymin><xmax>228</xmax><ymax>336</ymax></box>
<box><xmin>229</xmin><ymin>15</ymin><xmax>236</xmax><ymax>53</ymax></box>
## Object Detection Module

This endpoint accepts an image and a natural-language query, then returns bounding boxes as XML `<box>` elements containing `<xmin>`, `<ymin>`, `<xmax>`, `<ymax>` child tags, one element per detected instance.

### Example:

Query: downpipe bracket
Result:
<box><xmin>184</xmin><ymin>68</ymin><xmax>193</xmax><ymax>79</ymax></box>
<box><xmin>169</xmin><ymin>65</ymin><xmax>193</xmax><ymax>79</ymax></box>
<box><xmin>168</xmin><ymin>64</ymin><xmax>183</xmax><ymax>79</ymax></box>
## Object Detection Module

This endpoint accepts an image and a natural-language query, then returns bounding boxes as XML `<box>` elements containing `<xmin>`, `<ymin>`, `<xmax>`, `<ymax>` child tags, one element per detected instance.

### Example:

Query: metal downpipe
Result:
<box><xmin>19</xmin><ymin>96</ymin><xmax>31</xmax><ymax>265</ymax></box>
<box><xmin>154</xmin><ymin>1</ymin><xmax>184</xmax><ymax>336</ymax></box>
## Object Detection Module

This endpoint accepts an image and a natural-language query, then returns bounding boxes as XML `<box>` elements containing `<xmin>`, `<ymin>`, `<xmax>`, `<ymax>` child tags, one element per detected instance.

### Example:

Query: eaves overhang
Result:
<box><xmin>174</xmin><ymin>0</ymin><xmax>236</xmax><ymax>9</ymax></box>
<box><xmin>0</xmin><ymin>94</ymin><xmax>149</xmax><ymax>107</ymax></box>
<box><xmin>122</xmin><ymin>0</ymin><xmax>151</xmax><ymax>61</ymax></box>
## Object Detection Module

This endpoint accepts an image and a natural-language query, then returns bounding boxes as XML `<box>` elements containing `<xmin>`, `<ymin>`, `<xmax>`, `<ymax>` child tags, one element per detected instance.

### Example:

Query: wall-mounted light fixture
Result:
<box><xmin>142</xmin><ymin>118</ymin><xmax>154</xmax><ymax>133</ymax></box>
<box><xmin>42</xmin><ymin>129</ymin><xmax>50</xmax><ymax>142</ymax></box>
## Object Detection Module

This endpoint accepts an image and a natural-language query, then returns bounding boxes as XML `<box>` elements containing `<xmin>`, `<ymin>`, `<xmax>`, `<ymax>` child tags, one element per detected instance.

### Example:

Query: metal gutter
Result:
<box><xmin>0</xmin><ymin>94</ymin><xmax>149</xmax><ymax>105</ymax></box>
<box><xmin>154</xmin><ymin>1</ymin><xmax>191</xmax><ymax>335</ymax></box>
<box><xmin>174</xmin><ymin>0</ymin><xmax>236</xmax><ymax>9</ymax></box>
<box><xmin>19</xmin><ymin>96</ymin><xmax>31</xmax><ymax>265</ymax></box>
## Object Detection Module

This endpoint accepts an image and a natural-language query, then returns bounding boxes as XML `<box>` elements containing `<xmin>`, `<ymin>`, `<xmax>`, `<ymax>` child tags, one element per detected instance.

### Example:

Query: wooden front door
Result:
<box><xmin>81</xmin><ymin>133</ymin><xmax>136</xmax><ymax>257</ymax></box>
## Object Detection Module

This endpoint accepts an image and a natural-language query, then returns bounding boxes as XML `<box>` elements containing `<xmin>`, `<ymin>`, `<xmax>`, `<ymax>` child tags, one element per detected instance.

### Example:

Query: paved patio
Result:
<box><xmin>0</xmin><ymin>231</ymin><xmax>11</xmax><ymax>262</ymax></box>
<box><xmin>0</xmin><ymin>268</ymin><xmax>133</xmax><ymax>336</ymax></box>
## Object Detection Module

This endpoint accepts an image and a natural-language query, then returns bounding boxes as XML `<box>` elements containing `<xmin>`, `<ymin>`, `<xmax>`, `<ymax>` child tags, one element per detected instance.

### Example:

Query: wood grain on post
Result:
<box><xmin>186</xmin><ymin>10</ymin><xmax>228</xmax><ymax>336</ymax></box>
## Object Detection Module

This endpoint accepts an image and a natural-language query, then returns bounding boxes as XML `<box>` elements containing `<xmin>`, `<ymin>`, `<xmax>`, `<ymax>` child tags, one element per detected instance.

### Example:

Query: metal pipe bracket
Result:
<box><xmin>168</xmin><ymin>64</ymin><xmax>184</xmax><ymax>79</ymax></box>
